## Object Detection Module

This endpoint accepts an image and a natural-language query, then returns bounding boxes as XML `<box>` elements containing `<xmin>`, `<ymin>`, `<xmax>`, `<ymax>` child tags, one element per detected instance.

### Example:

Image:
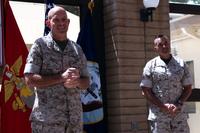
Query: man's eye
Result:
<box><xmin>62</xmin><ymin>19</ymin><xmax>68</xmax><ymax>22</ymax></box>
<box><xmin>53</xmin><ymin>19</ymin><xmax>59</xmax><ymax>22</ymax></box>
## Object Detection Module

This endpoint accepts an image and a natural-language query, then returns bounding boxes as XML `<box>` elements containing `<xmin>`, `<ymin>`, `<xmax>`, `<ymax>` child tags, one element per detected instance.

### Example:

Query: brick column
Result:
<box><xmin>103</xmin><ymin>0</ymin><xmax>170</xmax><ymax>133</ymax></box>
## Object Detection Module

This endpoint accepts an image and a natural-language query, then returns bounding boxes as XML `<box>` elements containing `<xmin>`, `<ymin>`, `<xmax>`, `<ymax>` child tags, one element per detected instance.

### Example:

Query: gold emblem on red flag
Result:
<box><xmin>3</xmin><ymin>56</ymin><xmax>33</xmax><ymax>112</ymax></box>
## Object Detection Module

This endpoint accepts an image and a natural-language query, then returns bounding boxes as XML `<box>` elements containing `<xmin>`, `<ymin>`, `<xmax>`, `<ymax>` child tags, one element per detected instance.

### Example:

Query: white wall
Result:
<box><xmin>172</xmin><ymin>36</ymin><xmax>200</xmax><ymax>133</ymax></box>
<box><xmin>10</xmin><ymin>1</ymin><xmax>80</xmax><ymax>45</ymax></box>
<box><xmin>172</xmin><ymin>38</ymin><xmax>200</xmax><ymax>88</ymax></box>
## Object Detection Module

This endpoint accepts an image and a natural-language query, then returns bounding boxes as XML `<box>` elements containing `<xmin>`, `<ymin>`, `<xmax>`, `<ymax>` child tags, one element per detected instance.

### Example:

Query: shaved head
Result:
<box><xmin>48</xmin><ymin>6</ymin><xmax>67</xmax><ymax>20</ymax></box>
<box><xmin>154</xmin><ymin>34</ymin><xmax>169</xmax><ymax>45</ymax></box>
<box><xmin>46</xmin><ymin>6</ymin><xmax>70</xmax><ymax>40</ymax></box>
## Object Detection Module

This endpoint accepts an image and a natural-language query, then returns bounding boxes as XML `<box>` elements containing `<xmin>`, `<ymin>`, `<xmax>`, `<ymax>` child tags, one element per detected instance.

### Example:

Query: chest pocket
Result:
<box><xmin>152</xmin><ymin>66</ymin><xmax>168</xmax><ymax>82</ymax></box>
<box><xmin>41</xmin><ymin>49</ymin><xmax>63</xmax><ymax>74</ymax></box>
<box><xmin>151</xmin><ymin>62</ymin><xmax>184</xmax><ymax>84</ymax></box>
<box><xmin>168</xmin><ymin>64</ymin><xmax>184</xmax><ymax>82</ymax></box>
<box><xmin>38</xmin><ymin>39</ymin><xmax>63</xmax><ymax>75</ymax></box>
<box><xmin>63</xmin><ymin>43</ymin><xmax>84</xmax><ymax>70</ymax></box>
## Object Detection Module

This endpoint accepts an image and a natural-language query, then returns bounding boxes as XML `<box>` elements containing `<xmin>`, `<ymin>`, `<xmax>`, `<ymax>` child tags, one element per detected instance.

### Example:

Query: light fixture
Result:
<box><xmin>140</xmin><ymin>0</ymin><xmax>160</xmax><ymax>22</ymax></box>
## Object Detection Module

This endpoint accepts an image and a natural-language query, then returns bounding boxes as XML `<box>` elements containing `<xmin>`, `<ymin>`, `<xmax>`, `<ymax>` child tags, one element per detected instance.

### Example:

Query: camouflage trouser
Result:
<box><xmin>149</xmin><ymin>115</ymin><xmax>190</xmax><ymax>133</ymax></box>
<box><xmin>31</xmin><ymin>121</ymin><xmax>83</xmax><ymax>133</ymax></box>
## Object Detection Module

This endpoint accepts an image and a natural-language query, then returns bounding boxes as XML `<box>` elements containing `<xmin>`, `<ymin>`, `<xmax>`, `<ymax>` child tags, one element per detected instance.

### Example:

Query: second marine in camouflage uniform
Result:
<box><xmin>140</xmin><ymin>34</ymin><xmax>192</xmax><ymax>133</ymax></box>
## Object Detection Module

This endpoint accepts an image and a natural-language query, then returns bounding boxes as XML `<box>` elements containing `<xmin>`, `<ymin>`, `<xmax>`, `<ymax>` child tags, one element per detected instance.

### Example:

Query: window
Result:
<box><xmin>170</xmin><ymin>0</ymin><xmax>200</xmax><ymax>5</ymax></box>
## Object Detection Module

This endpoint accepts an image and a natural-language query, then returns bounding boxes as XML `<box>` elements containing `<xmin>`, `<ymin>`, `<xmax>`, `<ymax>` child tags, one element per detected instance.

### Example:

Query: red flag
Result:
<box><xmin>0</xmin><ymin>0</ymin><xmax>32</xmax><ymax>132</ymax></box>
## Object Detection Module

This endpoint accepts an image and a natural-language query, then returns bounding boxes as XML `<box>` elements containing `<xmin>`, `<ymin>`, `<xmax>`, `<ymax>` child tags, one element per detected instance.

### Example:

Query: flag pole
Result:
<box><xmin>2</xmin><ymin>0</ymin><xmax>7</xmax><ymax>66</ymax></box>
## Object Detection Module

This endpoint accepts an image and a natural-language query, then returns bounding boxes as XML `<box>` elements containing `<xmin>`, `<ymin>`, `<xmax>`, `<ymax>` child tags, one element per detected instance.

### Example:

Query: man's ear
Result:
<box><xmin>153</xmin><ymin>44</ymin><xmax>158</xmax><ymax>51</ymax></box>
<box><xmin>67</xmin><ymin>18</ymin><xmax>70</xmax><ymax>25</ymax></box>
<box><xmin>45</xmin><ymin>20</ymin><xmax>51</xmax><ymax>28</ymax></box>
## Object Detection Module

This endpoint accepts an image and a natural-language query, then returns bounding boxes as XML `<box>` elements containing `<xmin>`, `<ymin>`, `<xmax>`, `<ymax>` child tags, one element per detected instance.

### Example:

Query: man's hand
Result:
<box><xmin>62</xmin><ymin>67</ymin><xmax>80</xmax><ymax>79</ymax></box>
<box><xmin>161</xmin><ymin>103</ymin><xmax>181</xmax><ymax>117</ymax></box>
<box><xmin>62</xmin><ymin>68</ymin><xmax>80</xmax><ymax>88</ymax></box>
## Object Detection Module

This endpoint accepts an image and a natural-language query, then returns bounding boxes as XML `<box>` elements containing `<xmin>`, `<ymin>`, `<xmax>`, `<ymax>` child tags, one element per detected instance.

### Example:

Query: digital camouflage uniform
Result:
<box><xmin>140</xmin><ymin>56</ymin><xmax>192</xmax><ymax>133</ymax></box>
<box><xmin>24</xmin><ymin>33</ymin><xmax>89</xmax><ymax>133</ymax></box>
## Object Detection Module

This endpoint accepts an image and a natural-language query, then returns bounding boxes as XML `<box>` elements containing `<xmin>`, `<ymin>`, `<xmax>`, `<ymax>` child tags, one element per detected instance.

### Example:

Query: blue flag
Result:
<box><xmin>76</xmin><ymin>4</ymin><xmax>106</xmax><ymax>133</ymax></box>
<box><xmin>43</xmin><ymin>0</ymin><xmax>54</xmax><ymax>36</ymax></box>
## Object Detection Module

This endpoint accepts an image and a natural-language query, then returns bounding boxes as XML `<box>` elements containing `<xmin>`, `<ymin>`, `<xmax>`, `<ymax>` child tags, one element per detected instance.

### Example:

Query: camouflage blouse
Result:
<box><xmin>140</xmin><ymin>56</ymin><xmax>192</xmax><ymax>120</ymax></box>
<box><xmin>24</xmin><ymin>33</ymin><xmax>89</xmax><ymax>125</ymax></box>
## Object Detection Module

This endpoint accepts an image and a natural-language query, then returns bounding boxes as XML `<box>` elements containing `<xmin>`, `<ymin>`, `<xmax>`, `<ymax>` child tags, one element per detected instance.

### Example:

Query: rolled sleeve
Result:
<box><xmin>24</xmin><ymin>63</ymin><xmax>41</xmax><ymax>74</ymax></box>
<box><xmin>140</xmin><ymin>79</ymin><xmax>152</xmax><ymax>88</ymax></box>
<box><xmin>24</xmin><ymin>41</ymin><xmax>42</xmax><ymax>75</ymax></box>
<box><xmin>182</xmin><ymin>63</ymin><xmax>193</xmax><ymax>86</ymax></box>
<box><xmin>140</xmin><ymin>61</ymin><xmax>153</xmax><ymax>88</ymax></box>
<box><xmin>78</xmin><ymin>46</ymin><xmax>89</xmax><ymax>78</ymax></box>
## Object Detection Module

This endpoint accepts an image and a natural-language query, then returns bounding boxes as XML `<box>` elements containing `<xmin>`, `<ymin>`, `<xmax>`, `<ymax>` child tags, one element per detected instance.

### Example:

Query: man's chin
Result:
<box><xmin>57</xmin><ymin>28</ymin><xmax>67</xmax><ymax>33</ymax></box>
<box><xmin>59</xmin><ymin>30</ymin><xmax>67</xmax><ymax>33</ymax></box>
<box><xmin>162</xmin><ymin>50</ymin><xmax>170</xmax><ymax>54</ymax></box>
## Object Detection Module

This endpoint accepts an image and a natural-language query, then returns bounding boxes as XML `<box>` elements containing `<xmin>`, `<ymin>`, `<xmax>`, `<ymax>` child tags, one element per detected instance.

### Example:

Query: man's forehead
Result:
<box><xmin>48</xmin><ymin>7</ymin><xmax>67</xmax><ymax>18</ymax></box>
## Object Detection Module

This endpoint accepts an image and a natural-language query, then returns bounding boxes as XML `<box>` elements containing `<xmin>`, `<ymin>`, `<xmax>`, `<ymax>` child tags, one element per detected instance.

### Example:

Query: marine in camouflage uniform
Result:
<box><xmin>140</xmin><ymin>34</ymin><xmax>192</xmax><ymax>133</ymax></box>
<box><xmin>24</xmin><ymin>6</ymin><xmax>89</xmax><ymax>133</ymax></box>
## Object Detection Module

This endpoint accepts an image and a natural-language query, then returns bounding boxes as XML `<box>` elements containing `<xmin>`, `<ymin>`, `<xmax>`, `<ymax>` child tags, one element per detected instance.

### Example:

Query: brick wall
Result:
<box><xmin>103</xmin><ymin>0</ymin><xmax>170</xmax><ymax>132</ymax></box>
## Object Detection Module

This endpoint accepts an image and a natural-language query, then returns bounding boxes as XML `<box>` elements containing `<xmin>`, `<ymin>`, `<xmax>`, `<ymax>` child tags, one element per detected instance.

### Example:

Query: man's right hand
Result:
<box><xmin>62</xmin><ymin>68</ymin><xmax>80</xmax><ymax>80</ymax></box>
<box><xmin>62</xmin><ymin>67</ymin><xmax>80</xmax><ymax>88</ymax></box>
<box><xmin>161</xmin><ymin>103</ymin><xmax>181</xmax><ymax>117</ymax></box>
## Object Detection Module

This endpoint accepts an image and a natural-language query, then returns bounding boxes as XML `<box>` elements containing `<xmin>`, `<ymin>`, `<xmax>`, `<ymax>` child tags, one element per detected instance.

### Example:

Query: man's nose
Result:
<box><xmin>57</xmin><ymin>20</ymin><xmax>65</xmax><ymax>25</ymax></box>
